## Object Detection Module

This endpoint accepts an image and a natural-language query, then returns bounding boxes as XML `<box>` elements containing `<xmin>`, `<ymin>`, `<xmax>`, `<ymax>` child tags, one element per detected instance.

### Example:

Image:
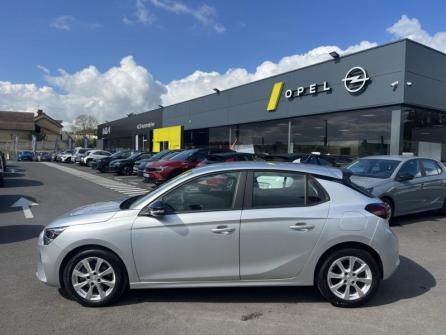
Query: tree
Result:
<box><xmin>71</xmin><ymin>114</ymin><xmax>98</xmax><ymax>136</ymax></box>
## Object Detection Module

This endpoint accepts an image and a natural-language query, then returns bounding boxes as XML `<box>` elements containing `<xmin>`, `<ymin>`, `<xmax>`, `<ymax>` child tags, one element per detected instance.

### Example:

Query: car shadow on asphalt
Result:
<box><xmin>1</xmin><ymin>178</ymin><xmax>43</xmax><ymax>188</ymax></box>
<box><xmin>114</xmin><ymin>256</ymin><xmax>434</xmax><ymax>307</ymax></box>
<box><xmin>391</xmin><ymin>211</ymin><xmax>444</xmax><ymax>226</ymax></box>
<box><xmin>0</xmin><ymin>224</ymin><xmax>44</xmax><ymax>244</ymax></box>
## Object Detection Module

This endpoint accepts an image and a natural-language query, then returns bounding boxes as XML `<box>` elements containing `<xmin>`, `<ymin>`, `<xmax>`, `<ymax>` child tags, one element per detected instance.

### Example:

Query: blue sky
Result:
<box><xmin>0</xmin><ymin>0</ymin><xmax>446</xmax><ymax>123</ymax></box>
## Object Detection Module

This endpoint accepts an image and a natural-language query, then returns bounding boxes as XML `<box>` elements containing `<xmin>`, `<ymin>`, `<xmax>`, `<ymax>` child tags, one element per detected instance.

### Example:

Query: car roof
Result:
<box><xmin>190</xmin><ymin>161</ymin><xmax>344</xmax><ymax>180</ymax></box>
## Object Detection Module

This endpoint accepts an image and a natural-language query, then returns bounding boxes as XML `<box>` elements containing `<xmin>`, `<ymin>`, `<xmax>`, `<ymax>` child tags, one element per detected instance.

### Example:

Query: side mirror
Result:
<box><xmin>396</xmin><ymin>172</ymin><xmax>415</xmax><ymax>182</ymax></box>
<box><xmin>142</xmin><ymin>200</ymin><xmax>171</xmax><ymax>217</ymax></box>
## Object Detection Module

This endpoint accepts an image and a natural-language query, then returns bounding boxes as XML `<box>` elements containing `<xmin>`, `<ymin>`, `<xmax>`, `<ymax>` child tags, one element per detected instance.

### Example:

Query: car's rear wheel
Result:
<box><xmin>62</xmin><ymin>249</ymin><xmax>128</xmax><ymax>307</ymax></box>
<box><xmin>316</xmin><ymin>248</ymin><xmax>380</xmax><ymax>308</ymax></box>
<box><xmin>122</xmin><ymin>166</ymin><xmax>132</xmax><ymax>176</ymax></box>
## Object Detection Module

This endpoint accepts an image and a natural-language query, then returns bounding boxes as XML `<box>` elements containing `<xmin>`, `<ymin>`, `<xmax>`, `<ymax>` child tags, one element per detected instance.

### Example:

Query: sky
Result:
<box><xmin>1</xmin><ymin>0</ymin><xmax>446</xmax><ymax>126</ymax></box>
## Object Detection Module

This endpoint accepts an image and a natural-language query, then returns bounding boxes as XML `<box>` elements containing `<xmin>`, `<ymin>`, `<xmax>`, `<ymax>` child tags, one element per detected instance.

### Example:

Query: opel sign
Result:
<box><xmin>342</xmin><ymin>66</ymin><xmax>370</xmax><ymax>93</ymax></box>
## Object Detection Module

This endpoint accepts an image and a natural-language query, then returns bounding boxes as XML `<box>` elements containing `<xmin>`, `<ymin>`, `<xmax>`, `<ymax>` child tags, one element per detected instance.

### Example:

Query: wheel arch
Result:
<box><xmin>58</xmin><ymin>244</ymin><xmax>130</xmax><ymax>289</ymax></box>
<box><xmin>313</xmin><ymin>241</ymin><xmax>384</xmax><ymax>284</ymax></box>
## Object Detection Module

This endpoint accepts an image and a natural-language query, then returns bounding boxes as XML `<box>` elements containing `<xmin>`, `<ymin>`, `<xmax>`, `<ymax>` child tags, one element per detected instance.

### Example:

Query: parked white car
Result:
<box><xmin>81</xmin><ymin>150</ymin><xmax>111</xmax><ymax>166</ymax></box>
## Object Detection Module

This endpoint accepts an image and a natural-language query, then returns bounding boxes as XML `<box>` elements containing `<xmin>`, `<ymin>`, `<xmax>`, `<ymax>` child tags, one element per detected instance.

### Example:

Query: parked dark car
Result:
<box><xmin>109</xmin><ymin>152</ymin><xmax>153</xmax><ymax>175</ymax></box>
<box><xmin>296</xmin><ymin>154</ymin><xmax>354</xmax><ymax>167</ymax></box>
<box><xmin>259</xmin><ymin>153</ymin><xmax>307</xmax><ymax>162</ymax></box>
<box><xmin>144</xmin><ymin>148</ymin><xmax>234</xmax><ymax>184</ymax></box>
<box><xmin>17</xmin><ymin>151</ymin><xmax>34</xmax><ymax>161</ymax></box>
<box><xmin>93</xmin><ymin>151</ymin><xmax>133</xmax><ymax>172</ymax></box>
<box><xmin>196</xmin><ymin>152</ymin><xmax>256</xmax><ymax>167</ymax></box>
<box><xmin>133</xmin><ymin>150</ymin><xmax>180</xmax><ymax>176</ymax></box>
<box><xmin>37</xmin><ymin>152</ymin><xmax>52</xmax><ymax>161</ymax></box>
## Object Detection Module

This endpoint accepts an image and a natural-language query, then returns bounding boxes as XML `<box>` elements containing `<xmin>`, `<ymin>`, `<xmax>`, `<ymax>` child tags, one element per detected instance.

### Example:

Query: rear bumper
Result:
<box><xmin>371</xmin><ymin>221</ymin><xmax>400</xmax><ymax>280</ymax></box>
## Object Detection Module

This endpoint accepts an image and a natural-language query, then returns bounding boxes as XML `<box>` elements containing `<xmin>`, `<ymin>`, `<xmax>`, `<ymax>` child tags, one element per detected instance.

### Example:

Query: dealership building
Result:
<box><xmin>97</xmin><ymin>39</ymin><xmax>446</xmax><ymax>161</ymax></box>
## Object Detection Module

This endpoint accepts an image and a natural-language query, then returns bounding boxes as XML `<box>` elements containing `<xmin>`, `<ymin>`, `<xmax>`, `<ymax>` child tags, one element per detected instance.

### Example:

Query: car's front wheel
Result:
<box><xmin>62</xmin><ymin>249</ymin><xmax>128</xmax><ymax>307</ymax></box>
<box><xmin>316</xmin><ymin>248</ymin><xmax>380</xmax><ymax>307</ymax></box>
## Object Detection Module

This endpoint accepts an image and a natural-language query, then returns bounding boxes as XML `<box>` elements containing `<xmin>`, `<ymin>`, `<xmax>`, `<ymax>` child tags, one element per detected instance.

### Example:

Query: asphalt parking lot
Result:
<box><xmin>1</xmin><ymin>161</ymin><xmax>445</xmax><ymax>335</ymax></box>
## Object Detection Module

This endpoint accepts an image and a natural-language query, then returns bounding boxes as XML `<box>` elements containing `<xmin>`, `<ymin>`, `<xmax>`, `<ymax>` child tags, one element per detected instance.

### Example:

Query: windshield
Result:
<box><xmin>128</xmin><ymin>152</ymin><xmax>142</xmax><ymax>160</ymax></box>
<box><xmin>147</xmin><ymin>150</ymin><xmax>169</xmax><ymax>161</ymax></box>
<box><xmin>168</xmin><ymin>149</ymin><xmax>198</xmax><ymax>161</ymax></box>
<box><xmin>78</xmin><ymin>149</ymin><xmax>87</xmax><ymax>154</ymax></box>
<box><xmin>347</xmin><ymin>159</ymin><xmax>401</xmax><ymax>179</ymax></box>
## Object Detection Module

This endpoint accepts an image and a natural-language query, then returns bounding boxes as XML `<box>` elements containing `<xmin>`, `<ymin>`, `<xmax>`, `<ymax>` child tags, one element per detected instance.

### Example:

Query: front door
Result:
<box><xmin>132</xmin><ymin>171</ymin><xmax>244</xmax><ymax>282</ymax></box>
<box><xmin>393</xmin><ymin>159</ymin><xmax>425</xmax><ymax>215</ymax></box>
<box><xmin>240</xmin><ymin>171</ymin><xmax>329</xmax><ymax>280</ymax></box>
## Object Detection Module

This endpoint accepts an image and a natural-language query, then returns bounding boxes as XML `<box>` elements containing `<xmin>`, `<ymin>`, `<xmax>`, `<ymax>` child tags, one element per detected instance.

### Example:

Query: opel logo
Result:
<box><xmin>342</xmin><ymin>66</ymin><xmax>370</xmax><ymax>93</ymax></box>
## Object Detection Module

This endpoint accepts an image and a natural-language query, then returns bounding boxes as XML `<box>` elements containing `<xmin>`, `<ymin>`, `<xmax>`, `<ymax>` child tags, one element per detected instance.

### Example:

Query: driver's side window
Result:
<box><xmin>161</xmin><ymin>172</ymin><xmax>242</xmax><ymax>213</ymax></box>
<box><xmin>397</xmin><ymin>160</ymin><xmax>422</xmax><ymax>179</ymax></box>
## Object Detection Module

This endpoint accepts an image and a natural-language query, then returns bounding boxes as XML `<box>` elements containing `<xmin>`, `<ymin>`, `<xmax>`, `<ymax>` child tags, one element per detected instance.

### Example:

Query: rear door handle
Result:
<box><xmin>289</xmin><ymin>223</ymin><xmax>315</xmax><ymax>232</ymax></box>
<box><xmin>211</xmin><ymin>225</ymin><xmax>236</xmax><ymax>234</ymax></box>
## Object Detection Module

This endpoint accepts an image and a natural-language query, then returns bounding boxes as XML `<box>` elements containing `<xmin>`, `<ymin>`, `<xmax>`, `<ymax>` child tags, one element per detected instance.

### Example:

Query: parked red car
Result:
<box><xmin>196</xmin><ymin>152</ymin><xmax>256</xmax><ymax>167</ymax></box>
<box><xmin>143</xmin><ymin>148</ymin><xmax>233</xmax><ymax>184</ymax></box>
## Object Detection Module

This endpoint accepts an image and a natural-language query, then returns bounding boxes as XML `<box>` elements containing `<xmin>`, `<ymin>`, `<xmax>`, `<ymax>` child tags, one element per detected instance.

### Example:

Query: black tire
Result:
<box><xmin>62</xmin><ymin>249</ymin><xmax>128</xmax><ymax>307</ymax></box>
<box><xmin>122</xmin><ymin>166</ymin><xmax>132</xmax><ymax>176</ymax></box>
<box><xmin>439</xmin><ymin>198</ymin><xmax>446</xmax><ymax>215</ymax></box>
<box><xmin>86</xmin><ymin>160</ymin><xmax>92</xmax><ymax>167</ymax></box>
<box><xmin>316</xmin><ymin>248</ymin><xmax>380</xmax><ymax>308</ymax></box>
<box><xmin>381</xmin><ymin>197</ymin><xmax>394</xmax><ymax>222</ymax></box>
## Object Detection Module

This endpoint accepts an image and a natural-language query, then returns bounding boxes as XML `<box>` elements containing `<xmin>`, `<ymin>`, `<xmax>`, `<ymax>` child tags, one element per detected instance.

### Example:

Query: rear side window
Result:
<box><xmin>421</xmin><ymin>159</ymin><xmax>443</xmax><ymax>176</ymax></box>
<box><xmin>251</xmin><ymin>171</ymin><xmax>328</xmax><ymax>208</ymax></box>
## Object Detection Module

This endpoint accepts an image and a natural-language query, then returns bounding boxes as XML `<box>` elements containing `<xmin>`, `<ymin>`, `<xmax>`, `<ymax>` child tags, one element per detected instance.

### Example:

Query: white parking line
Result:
<box><xmin>41</xmin><ymin>162</ymin><xmax>149</xmax><ymax>197</ymax></box>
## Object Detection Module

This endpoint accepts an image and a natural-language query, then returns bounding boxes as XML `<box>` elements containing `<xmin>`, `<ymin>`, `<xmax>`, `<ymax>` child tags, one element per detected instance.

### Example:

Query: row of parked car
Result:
<box><xmin>54</xmin><ymin>147</ymin><xmax>355</xmax><ymax>184</ymax></box>
<box><xmin>23</xmin><ymin>146</ymin><xmax>446</xmax><ymax>220</ymax></box>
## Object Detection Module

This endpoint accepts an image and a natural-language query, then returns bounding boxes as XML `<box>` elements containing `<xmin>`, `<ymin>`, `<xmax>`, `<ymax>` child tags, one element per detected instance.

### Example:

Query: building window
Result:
<box><xmin>290</xmin><ymin>108</ymin><xmax>392</xmax><ymax>157</ymax></box>
<box><xmin>402</xmin><ymin>107</ymin><xmax>446</xmax><ymax>162</ymax></box>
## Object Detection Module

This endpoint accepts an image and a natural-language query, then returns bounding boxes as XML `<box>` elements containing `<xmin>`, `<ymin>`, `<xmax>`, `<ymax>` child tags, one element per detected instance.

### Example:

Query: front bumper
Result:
<box><xmin>36</xmin><ymin>230</ymin><xmax>63</xmax><ymax>287</ymax></box>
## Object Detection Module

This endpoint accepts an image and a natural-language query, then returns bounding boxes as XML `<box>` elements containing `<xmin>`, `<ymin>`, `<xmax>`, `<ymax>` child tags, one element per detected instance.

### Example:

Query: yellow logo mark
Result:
<box><xmin>267</xmin><ymin>82</ymin><xmax>284</xmax><ymax>112</ymax></box>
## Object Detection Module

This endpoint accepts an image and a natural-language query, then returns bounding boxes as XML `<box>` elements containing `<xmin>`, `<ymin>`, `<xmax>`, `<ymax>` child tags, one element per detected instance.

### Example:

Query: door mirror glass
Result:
<box><xmin>142</xmin><ymin>200</ymin><xmax>171</xmax><ymax>217</ymax></box>
<box><xmin>396</xmin><ymin>172</ymin><xmax>415</xmax><ymax>182</ymax></box>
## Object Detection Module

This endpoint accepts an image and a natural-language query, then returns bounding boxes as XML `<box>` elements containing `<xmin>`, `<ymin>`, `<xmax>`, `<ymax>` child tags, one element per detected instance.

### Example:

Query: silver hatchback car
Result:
<box><xmin>348</xmin><ymin>156</ymin><xmax>446</xmax><ymax>218</ymax></box>
<box><xmin>37</xmin><ymin>162</ymin><xmax>399</xmax><ymax>307</ymax></box>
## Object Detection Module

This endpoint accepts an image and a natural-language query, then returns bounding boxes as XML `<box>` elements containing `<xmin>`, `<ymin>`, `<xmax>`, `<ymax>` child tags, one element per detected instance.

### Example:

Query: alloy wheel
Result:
<box><xmin>71</xmin><ymin>257</ymin><xmax>116</xmax><ymax>302</ymax></box>
<box><xmin>327</xmin><ymin>256</ymin><xmax>372</xmax><ymax>301</ymax></box>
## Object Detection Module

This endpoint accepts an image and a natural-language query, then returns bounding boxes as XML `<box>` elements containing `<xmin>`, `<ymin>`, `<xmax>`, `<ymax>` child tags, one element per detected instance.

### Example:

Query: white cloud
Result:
<box><xmin>387</xmin><ymin>15</ymin><xmax>446</xmax><ymax>52</ymax></box>
<box><xmin>37</xmin><ymin>65</ymin><xmax>50</xmax><ymax>74</ymax></box>
<box><xmin>2</xmin><ymin>16</ymin><xmax>446</xmax><ymax>125</ymax></box>
<box><xmin>149</xmin><ymin>0</ymin><xmax>225</xmax><ymax>33</ymax></box>
<box><xmin>0</xmin><ymin>56</ymin><xmax>165</xmax><ymax>124</ymax></box>
<box><xmin>49</xmin><ymin>15</ymin><xmax>102</xmax><ymax>31</ymax></box>
<box><xmin>50</xmin><ymin>15</ymin><xmax>76</xmax><ymax>31</ymax></box>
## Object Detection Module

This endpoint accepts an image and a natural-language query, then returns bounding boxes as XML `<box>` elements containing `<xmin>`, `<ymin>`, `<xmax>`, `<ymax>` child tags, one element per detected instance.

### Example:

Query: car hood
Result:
<box><xmin>46</xmin><ymin>200</ymin><xmax>124</xmax><ymax>229</ymax></box>
<box><xmin>350</xmin><ymin>175</ymin><xmax>391</xmax><ymax>189</ymax></box>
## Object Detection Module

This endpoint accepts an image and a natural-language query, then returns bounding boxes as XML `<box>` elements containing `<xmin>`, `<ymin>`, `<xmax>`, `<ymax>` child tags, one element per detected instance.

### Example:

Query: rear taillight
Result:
<box><xmin>365</xmin><ymin>203</ymin><xmax>390</xmax><ymax>219</ymax></box>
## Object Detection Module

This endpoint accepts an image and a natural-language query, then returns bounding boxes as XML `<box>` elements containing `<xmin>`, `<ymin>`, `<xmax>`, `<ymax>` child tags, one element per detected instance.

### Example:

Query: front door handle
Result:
<box><xmin>211</xmin><ymin>225</ymin><xmax>236</xmax><ymax>234</ymax></box>
<box><xmin>289</xmin><ymin>223</ymin><xmax>315</xmax><ymax>232</ymax></box>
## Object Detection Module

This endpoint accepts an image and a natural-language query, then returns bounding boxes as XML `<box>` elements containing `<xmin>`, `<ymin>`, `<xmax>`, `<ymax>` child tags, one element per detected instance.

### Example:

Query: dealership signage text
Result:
<box><xmin>285</xmin><ymin>81</ymin><xmax>331</xmax><ymax>99</ymax></box>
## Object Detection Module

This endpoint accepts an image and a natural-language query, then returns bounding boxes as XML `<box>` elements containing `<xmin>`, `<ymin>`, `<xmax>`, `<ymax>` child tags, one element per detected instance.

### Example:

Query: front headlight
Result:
<box><xmin>43</xmin><ymin>227</ymin><xmax>66</xmax><ymax>245</ymax></box>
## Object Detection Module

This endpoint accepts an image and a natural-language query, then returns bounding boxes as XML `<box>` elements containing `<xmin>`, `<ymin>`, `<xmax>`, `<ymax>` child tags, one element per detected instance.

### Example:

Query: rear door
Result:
<box><xmin>419</xmin><ymin>159</ymin><xmax>446</xmax><ymax>210</ymax></box>
<box><xmin>240</xmin><ymin>170</ymin><xmax>330</xmax><ymax>280</ymax></box>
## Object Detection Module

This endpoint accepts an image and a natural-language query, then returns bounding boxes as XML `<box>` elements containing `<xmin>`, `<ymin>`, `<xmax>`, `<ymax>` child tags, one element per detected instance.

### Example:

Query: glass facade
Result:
<box><xmin>402</xmin><ymin>107</ymin><xmax>446</xmax><ymax>161</ymax></box>
<box><xmin>291</xmin><ymin>108</ymin><xmax>391</xmax><ymax>156</ymax></box>
<box><xmin>185</xmin><ymin>107</ymin><xmax>393</xmax><ymax>157</ymax></box>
